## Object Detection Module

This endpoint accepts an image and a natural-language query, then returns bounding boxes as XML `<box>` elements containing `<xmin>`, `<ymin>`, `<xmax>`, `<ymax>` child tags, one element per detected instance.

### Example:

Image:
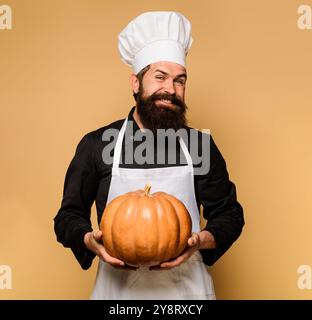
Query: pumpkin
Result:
<box><xmin>100</xmin><ymin>184</ymin><xmax>192</xmax><ymax>267</ymax></box>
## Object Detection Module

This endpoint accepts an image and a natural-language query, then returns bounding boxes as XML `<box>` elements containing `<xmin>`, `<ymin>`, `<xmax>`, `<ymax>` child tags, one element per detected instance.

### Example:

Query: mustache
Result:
<box><xmin>149</xmin><ymin>92</ymin><xmax>185</xmax><ymax>109</ymax></box>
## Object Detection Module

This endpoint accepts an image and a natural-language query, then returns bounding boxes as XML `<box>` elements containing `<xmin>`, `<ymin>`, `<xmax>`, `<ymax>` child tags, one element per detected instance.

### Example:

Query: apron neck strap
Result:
<box><xmin>112</xmin><ymin>118</ymin><xmax>193</xmax><ymax>168</ymax></box>
<box><xmin>178</xmin><ymin>135</ymin><xmax>193</xmax><ymax>166</ymax></box>
<box><xmin>112</xmin><ymin>118</ymin><xmax>128</xmax><ymax>169</ymax></box>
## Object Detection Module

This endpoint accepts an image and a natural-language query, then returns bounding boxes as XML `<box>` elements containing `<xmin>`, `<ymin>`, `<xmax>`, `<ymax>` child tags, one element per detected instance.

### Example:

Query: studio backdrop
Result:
<box><xmin>1</xmin><ymin>0</ymin><xmax>312</xmax><ymax>299</ymax></box>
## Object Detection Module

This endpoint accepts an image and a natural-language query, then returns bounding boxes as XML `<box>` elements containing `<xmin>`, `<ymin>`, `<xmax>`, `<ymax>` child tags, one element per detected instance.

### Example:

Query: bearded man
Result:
<box><xmin>54</xmin><ymin>11</ymin><xmax>244</xmax><ymax>300</ymax></box>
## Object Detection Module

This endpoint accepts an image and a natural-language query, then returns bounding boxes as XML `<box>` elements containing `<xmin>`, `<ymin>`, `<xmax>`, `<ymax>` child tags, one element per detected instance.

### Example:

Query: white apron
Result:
<box><xmin>91</xmin><ymin>118</ymin><xmax>215</xmax><ymax>300</ymax></box>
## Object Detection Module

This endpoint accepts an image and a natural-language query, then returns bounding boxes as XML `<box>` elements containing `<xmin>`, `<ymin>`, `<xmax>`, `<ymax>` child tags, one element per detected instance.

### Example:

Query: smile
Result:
<box><xmin>156</xmin><ymin>99</ymin><xmax>174</xmax><ymax>106</ymax></box>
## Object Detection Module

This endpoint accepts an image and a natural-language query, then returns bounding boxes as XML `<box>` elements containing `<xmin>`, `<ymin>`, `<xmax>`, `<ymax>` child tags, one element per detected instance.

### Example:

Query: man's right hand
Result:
<box><xmin>84</xmin><ymin>230</ymin><xmax>137</xmax><ymax>270</ymax></box>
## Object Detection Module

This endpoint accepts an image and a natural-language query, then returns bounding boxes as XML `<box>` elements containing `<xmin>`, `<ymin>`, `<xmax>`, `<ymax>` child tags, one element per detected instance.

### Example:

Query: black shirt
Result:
<box><xmin>54</xmin><ymin>107</ymin><xmax>244</xmax><ymax>269</ymax></box>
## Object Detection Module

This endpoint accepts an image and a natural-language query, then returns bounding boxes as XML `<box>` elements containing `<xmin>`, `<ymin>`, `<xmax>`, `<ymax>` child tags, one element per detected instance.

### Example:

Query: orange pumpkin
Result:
<box><xmin>100</xmin><ymin>184</ymin><xmax>192</xmax><ymax>267</ymax></box>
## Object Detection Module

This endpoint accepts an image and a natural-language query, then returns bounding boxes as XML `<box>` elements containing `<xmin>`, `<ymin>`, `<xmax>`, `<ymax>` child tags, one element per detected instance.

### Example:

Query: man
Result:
<box><xmin>54</xmin><ymin>11</ymin><xmax>244</xmax><ymax>300</ymax></box>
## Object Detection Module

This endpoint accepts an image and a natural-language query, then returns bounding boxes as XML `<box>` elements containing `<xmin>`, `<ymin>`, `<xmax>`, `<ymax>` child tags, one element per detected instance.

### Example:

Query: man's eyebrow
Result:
<box><xmin>154</xmin><ymin>69</ymin><xmax>187</xmax><ymax>79</ymax></box>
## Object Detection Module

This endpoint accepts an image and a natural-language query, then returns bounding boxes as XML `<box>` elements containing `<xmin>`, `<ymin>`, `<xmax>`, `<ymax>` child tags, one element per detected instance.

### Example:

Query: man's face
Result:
<box><xmin>140</xmin><ymin>61</ymin><xmax>187</xmax><ymax>107</ymax></box>
<box><xmin>134</xmin><ymin>61</ymin><xmax>188</xmax><ymax>132</ymax></box>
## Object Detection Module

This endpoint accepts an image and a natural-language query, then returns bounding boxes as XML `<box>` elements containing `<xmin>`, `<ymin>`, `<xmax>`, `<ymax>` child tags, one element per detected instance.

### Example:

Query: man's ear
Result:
<box><xmin>130</xmin><ymin>74</ymin><xmax>140</xmax><ymax>94</ymax></box>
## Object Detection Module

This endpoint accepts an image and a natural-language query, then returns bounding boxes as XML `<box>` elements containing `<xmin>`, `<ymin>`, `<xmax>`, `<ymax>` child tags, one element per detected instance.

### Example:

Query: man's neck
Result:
<box><xmin>133</xmin><ymin>107</ymin><xmax>144</xmax><ymax>129</ymax></box>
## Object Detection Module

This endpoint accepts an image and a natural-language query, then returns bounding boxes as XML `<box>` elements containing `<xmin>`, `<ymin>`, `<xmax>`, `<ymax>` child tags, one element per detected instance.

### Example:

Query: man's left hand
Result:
<box><xmin>149</xmin><ymin>230</ymin><xmax>215</xmax><ymax>270</ymax></box>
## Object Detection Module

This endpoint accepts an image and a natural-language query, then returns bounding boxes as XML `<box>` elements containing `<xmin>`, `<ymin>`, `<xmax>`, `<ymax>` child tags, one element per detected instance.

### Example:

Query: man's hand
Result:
<box><xmin>149</xmin><ymin>230</ymin><xmax>215</xmax><ymax>271</ymax></box>
<box><xmin>84</xmin><ymin>230</ymin><xmax>137</xmax><ymax>270</ymax></box>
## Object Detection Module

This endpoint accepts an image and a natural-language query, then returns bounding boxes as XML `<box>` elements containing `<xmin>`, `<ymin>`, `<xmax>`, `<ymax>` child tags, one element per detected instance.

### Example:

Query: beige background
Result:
<box><xmin>1</xmin><ymin>0</ymin><xmax>312</xmax><ymax>299</ymax></box>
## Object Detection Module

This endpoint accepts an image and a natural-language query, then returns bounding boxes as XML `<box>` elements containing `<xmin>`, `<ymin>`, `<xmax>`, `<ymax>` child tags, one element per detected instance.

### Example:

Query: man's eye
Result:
<box><xmin>175</xmin><ymin>79</ymin><xmax>186</xmax><ymax>85</ymax></box>
<box><xmin>155</xmin><ymin>75</ymin><xmax>165</xmax><ymax>80</ymax></box>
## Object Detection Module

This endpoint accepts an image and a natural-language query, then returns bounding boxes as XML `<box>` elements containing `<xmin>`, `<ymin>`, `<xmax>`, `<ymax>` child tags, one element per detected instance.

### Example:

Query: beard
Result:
<box><xmin>136</xmin><ymin>90</ymin><xmax>188</xmax><ymax>134</ymax></box>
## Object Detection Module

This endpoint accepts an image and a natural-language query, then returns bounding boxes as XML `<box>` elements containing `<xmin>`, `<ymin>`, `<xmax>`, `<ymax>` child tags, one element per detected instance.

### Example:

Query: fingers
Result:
<box><xmin>160</xmin><ymin>252</ymin><xmax>189</xmax><ymax>269</ymax></box>
<box><xmin>92</xmin><ymin>229</ymin><xmax>103</xmax><ymax>241</ymax></box>
<box><xmin>91</xmin><ymin>231</ymin><xmax>138</xmax><ymax>270</ymax></box>
<box><xmin>187</xmin><ymin>232</ymin><xmax>200</xmax><ymax>247</ymax></box>
<box><xmin>149</xmin><ymin>234</ymin><xmax>198</xmax><ymax>269</ymax></box>
<box><xmin>101</xmin><ymin>250</ymin><xmax>137</xmax><ymax>270</ymax></box>
<box><xmin>150</xmin><ymin>259</ymin><xmax>181</xmax><ymax>270</ymax></box>
<box><xmin>85</xmin><ymin>230</ymin><xmax>129</xmax><ymax>268</ymax></box>
<box><xmin>97</xmin><ymin>244</ymin><xmax>125</xmax><ymax>267</ymax></box>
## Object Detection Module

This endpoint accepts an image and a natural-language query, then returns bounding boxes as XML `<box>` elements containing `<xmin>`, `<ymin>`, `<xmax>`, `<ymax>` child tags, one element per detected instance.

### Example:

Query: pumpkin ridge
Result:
<box><xmin>110</xmin><ymin>199</ymin><xmax>121</xmax><ymax>260</ymax></box>
<box><xmin>152</xmin><ymin>196</ymin><xmax>166</xmax><ymax>263</ymax></box>
<box><xmin>134</xmin><ymin>196</ymin><xmax>138</xmax><ymax>265</ymax></box>
<box><xmin>102</xmin><ymin>195</ymin><xmax>128</xmax><ymax>257</ymax></box>
<box><xmin>156</xmin><ymin>195</ymin><xmax>180</xmax><ymax>261</ymax></box>
<box><xmin>166</xmin><ymin>197</ymin><xmax>181</xmax><ymax>258</ymax></box>
<box><xmin>161</xmin><ymin>193</ymin><xmax>192</xmax><ymax>256</ymax></box>
<box><xmin>138</xmin><ymin>195</ymin><xmax>158</xmax><ymax>263</ymax></box>
<box><xmin>148</xmin><ymin>196</ymin><xmax>161</xmax><ymax>265</ymax></box>
<box><xmin>111</xmin><ymin>196</ymin><xmax>134</xmax><ymax>261</ymax></box>
<box><xmin>161</xmin><ymin>194</ymin><xmax>181</xmax><ymax>246</ymax></box>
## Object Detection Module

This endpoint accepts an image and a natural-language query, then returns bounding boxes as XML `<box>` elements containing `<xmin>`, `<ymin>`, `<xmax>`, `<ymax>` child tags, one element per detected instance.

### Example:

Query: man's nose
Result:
<box><xmin>163</xmin><ymin>79</ymin><xmax>175</xmax><ymax>95</ymax></box>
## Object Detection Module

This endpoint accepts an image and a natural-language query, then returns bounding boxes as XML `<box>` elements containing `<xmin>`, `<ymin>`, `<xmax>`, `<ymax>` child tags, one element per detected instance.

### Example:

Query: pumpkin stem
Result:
<box><xmin>144</xmin><ymin>184</ymin><xmax>152</xmax><ymax>196</ymax></box>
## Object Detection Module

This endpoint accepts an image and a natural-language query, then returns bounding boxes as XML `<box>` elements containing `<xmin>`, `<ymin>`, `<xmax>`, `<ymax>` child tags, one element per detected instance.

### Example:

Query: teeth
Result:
<box><xmin>160</xmin><ymin>99</ymin><xmax>172</xmax><ymax>103</ymax></box>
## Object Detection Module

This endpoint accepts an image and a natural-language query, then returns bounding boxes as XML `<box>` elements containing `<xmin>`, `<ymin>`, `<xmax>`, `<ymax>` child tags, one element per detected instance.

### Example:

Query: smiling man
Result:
<box><xmin>131</xmin><ymin>62</ymin><xmax>188</xmax><ymax>133</ymax></box>
<box><xmin>54</xmin><ymin>11</ymin><xmax>244</xmax><ymax>300</ymax></box>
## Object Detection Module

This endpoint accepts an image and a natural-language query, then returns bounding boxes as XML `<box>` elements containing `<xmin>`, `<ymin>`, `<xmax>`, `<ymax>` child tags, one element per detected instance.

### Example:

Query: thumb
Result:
<box><xmin>188</xmin><ymin>233</ymin><xmax>199</xmax><ymax>247</ymax></box>
<box><xmin>93</xmin><ymin>229</ymin><xmax>102</xmax><ymax>240</ymax></box>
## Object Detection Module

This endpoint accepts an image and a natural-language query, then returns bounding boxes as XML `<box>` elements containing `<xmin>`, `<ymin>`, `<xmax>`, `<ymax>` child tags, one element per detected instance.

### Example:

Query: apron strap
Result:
<box><xmin>178</xmin><ymin>135</ymin><xmax>193</xmax><ymax>167</ymax></box>
<box><xmin>112</xmin><ymin>117</ymin><xmax>194</xmax><ymax>168</ymax></box>
<box><xmin>112</xmin><ymin>118</ymin><xmax>128</xmax><ymax>169</ymax></box>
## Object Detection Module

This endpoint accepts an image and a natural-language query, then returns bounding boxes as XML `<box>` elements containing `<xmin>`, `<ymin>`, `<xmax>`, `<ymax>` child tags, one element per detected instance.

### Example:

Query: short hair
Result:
<box><xmin>133</xmin><ymin>65</ymin><xmax>150</xmax><ymax>101</ymax></box>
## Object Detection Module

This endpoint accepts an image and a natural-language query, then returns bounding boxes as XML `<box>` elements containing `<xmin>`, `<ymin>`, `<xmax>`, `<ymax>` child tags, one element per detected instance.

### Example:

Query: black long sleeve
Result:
<box><xmin>197</xmin><ymin>136</ymin><xmax>244</xmax><ymax>266</ymax></box>
<box><xmin>54</xmin><ymin>134</ymin><xmax>98</xmax><ymax>270</ymax></box>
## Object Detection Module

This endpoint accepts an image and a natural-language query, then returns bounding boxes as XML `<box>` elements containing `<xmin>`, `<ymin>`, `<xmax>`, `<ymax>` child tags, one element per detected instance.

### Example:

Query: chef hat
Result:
<box><xmin>118</xmin><ymin>11</ymin><xmax>193</xmax><ymax>74</ymax></box>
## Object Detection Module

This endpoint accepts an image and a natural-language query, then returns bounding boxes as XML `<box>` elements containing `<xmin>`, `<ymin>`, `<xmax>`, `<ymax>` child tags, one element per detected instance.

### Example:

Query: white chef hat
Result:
<box><xmin>118</xmin><ymin>11</ymin><xmax>193</xmax><ymax>74</ymax></box>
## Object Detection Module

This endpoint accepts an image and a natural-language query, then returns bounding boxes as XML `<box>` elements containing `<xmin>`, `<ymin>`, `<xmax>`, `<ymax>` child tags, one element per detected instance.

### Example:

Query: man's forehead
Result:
<box><xmin>149</xmin><ymin>61</ymin><xmax>187</xmax><ymax>75</ymax></box>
